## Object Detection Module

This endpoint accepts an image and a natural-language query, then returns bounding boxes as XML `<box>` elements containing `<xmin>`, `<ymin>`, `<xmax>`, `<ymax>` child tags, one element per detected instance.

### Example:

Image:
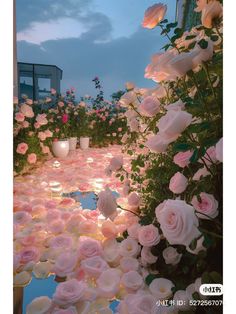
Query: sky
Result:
<box><xmin>16</xmin><ymin>0</ymin><xmax>176</xmax><ymax>99</ymax></box>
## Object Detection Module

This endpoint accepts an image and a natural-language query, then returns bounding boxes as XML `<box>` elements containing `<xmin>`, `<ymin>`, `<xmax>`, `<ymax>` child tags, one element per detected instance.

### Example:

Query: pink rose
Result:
<box><xmin>121</xmin><ymin>270</ymin><xmax>143</xmax><ymax>292</ymax></box>
<box><xmin>101</xmin><ymin>220</ymin><xmax>118</xmax><ymax>239</ymax></box>
<box><xmin>49</xmin><ymin>235</ymin><xmax>73</xmax><ymax>249</ymax></box>
<box><xmin>62</xmin><ymin>114</ymin><xmax>69</xmax><ymax>124</ymax></box>
<box><xmin>26</xmin><ymin>99</ymin><xmax>33</xmax><ymax>105</ymax></box>
<box><xmin>173</xmin><ymin>150</ymin><xmax>193</xmax><ymax>168</ymax></box>
<box><xmin>20</xmin><ymin>104</ymin><xmax>34</xmax><ymax>118</ymax></box>
<box><xmin>97</xmin><ymin>269</ymin><xmax>121</xmax><ymax>298</ymax></box>
<box><xmin>38</xmin><ymin>131</ymin><xmax>47</xmax><ymax>141</ymax></box>
<box><xmin>200</xmin><ymin>146</ymin><xmax>217</xmax><ymax>165</ymax></box>
<box><xmin>22</xmin><ymin>121</ymin><xmax>29</xmax><ymax>128</ymax></box>
<box><xmin>44</xmin><ymin>129</ymin><xmax>53</xmax><ymax>138</ymax></box>
<box><xmin>120</xmin><ymin>257</ymin><xmax>139</xmax><ymax>272</ymax></box>
<box><xmin>36</xmin><ymin>113</ymin><xmax>48</xmax><ymax>126</ymax></box>
<box><xmin>81</xmin><ymin>256</ymin><xmax>109</xmax><ymax>278</ymax></box>
<box><xmin>127</xmin><ymin>223</ymin><xmax>141</xmax><ymax>239</ymax></box>
<box><xmin>54</xmin><ymin>252</ymin><xmax>78</xmax><ymax>277</ymax></box>
<box><xmin>157</xmin><ymin>199</ymin><xmax>200</xmax><ymax>246</ymax></box>
<box><xmin>97</xmin><ymin>188</ymin><xmax>117</xmax><ymax>219</ymax></box>
<box><xmin>201</xmin><ymin>0</ymin><xmax>223</xmax><ymax>28</ymax></box>
<box><xmin>14</xmin><ymin>211</ymin><xmax>32</xmax><ymax>225</ymax></box>
<box><xmin>27</xmin><ymin>153</ymin><xmax>37</xmax><ymax>164</ymax></box>
<box><xmin>138</xmin><ymin>224</ymin><xmax>160</xmax><ymax>247</ymax></box>
<box><xmin>109</xmin><ymin>155</ymin><xmax>123</xmax><ymax>171</ymax></box>
<box><xmin>169</xmin><ymin>172</ymin><xmax>188</xmax><ymax>194</ymax></box>
<box><xmin>119</xmin><ymin>237</ymin><xmax>140</xmax><ymax>258</ymax></box>
<box><xmin>48</xmin><ymin>219</ymin><xmax>65</xmax><ymax>234</ymax></box>
<box><xmin>158</xmin><ymin>110</ymin><xmax>192</xmax><ymax>139</ymax></box>
<box><xmin>15</xmin><ymin>112</ymin><xmax>25</xmax><ymax>122</ymax></box>
<box><xmin>139</xmin><ymin>96</ymin><xmax>160</xmax><ymax>117</ymax></box>
<box><xmin>16</xmin><ymin>142</ymin><xmax>28</xmax><ymax>155</ymax></box>
<box><xmin>19</xmin><ymin>246</ymin><xmax>40</xmax><ymax>264</ymax></box>
<box><xmin>78</xmin><ymin>236</ymin><xmax>102</xmax><ymax>259</ymax></box>
<box><xmin>127</xmin><ymin>192</ymin><xmax>140</xmax><ymax>209</ymax></box>
<box><xmin>215</xmin><ymin>137</ymin><xmax>223</xmax><ymax>162</ymax></box>
<box><xmin>34</xmin><ymin>122</ymin><xmax>40</xmax><ymax>129</ymax></box>
<box><xmin>191</xmin><ymin>192</ymin><xmax>219</xmax><ymax>219</ymax></box>
<box><xmin>142</xmin><ymin>3</ymin><xmax>167</xmax><ymax>29</ymax></box>
<box><xmin>52</xmin><ymin>279</ymin><xmax>86</xmax><ymax>307</ymax></box>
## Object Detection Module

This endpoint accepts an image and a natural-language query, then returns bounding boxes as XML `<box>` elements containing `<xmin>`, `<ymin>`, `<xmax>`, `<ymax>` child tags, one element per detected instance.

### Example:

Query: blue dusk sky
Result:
<box><xmin>16</xmin><ymin>0</ymin><xmax>176</xmax><ymax>99</ymax></box>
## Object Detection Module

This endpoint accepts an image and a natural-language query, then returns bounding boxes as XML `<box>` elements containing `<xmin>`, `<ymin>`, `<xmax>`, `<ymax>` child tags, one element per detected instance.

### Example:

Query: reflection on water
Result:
<box><xmin>22</xmin><ymin>190</ymin><xmax>120</xmax><ymax>314</ymax></box>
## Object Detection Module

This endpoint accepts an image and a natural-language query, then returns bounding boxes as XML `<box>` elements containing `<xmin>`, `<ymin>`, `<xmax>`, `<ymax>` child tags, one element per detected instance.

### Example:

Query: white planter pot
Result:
<box><xmin>69</xmin><ymin>137</ymin><xmax>77</xmax><ymax>150</ymax></box>
<box><xmin>80</xmin><ymin>137</ymin><xmax>90</xmax><ymax>150</ymax></box>
<box><xmin>52</xmin><ymin>140</ymin><xmax>69</xmax><ymax>158</ymax></box>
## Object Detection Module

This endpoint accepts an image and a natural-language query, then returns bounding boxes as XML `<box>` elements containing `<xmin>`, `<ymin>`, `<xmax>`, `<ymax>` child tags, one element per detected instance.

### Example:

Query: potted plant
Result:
<box><xmin>51</xmin><ymin>112</ymin><xmax>70</xmax><ymax>158</ymax></box>
<box><xmin>77</xmin><ymin>105</ymin><xmax>91</xmax><ymax>150</ymax></box>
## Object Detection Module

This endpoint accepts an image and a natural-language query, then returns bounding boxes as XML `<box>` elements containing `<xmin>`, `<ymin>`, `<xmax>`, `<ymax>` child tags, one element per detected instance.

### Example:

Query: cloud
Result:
<box><xmin>16</xmin><ymin>0</ymin><xmax>93</xmax><ymax>31</ymax></box>
<box><xmin>17</xmin><ymin>26</ymin><xmax>165</xmax><ymax>98</ymax></box>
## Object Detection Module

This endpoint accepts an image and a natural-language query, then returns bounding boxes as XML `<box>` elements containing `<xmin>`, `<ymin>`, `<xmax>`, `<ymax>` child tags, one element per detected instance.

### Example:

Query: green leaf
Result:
<box><xmin>166</xmin><ymin>22</ymin><xmax>178</xmax><ymax>29</ymax></box>
<box><xmin>202</xmin><ymin>272</ymin><xmax>211</xmax><ymax>284</ymax></box>
<box><xmin>211</xmin><ymin>34</ymin><xmax>219</xmax><ymax>42</ymax></box>
<box><xmin>188</xmin><ymin>42</ymin><xmax>196</xmax><ymax>50</ymax></box>
<box><xmin>173</xmin><ymin>143</ymin><xmax>194</xmax><ymax>152</ymax></box>
<box><xmin>198</xmin><ymin>39</ymin><xmax>209</xmax><ymax>49</ymax></box>
<box><xmin>190</xmin><ymin>149</ymin><xmax>199</xmax><ymax>163</ymax></box>
<box><xmin>188</xmin><ymin>121</ymin><xmax>210</xmax><ymax>133</ymax></box>
<box><xmin>185</xmin><ymin>35</ymin><xmax>197</xmax><ymax>40</ymax></box>
<box><xmin>145</xmin><ymin>274</ymin><xmax>158</xmax><ymax>286</ymax></box>
<box><xmin>189</xmin><ymin>238</ymin><xmax>198</xmax><ymax>250</ymax></box>
<box><xmin>209</xmin><ymin>271</ymin><xmax>222</xmax><ymax>283</ymax></box>
<box><xmin>203</xmin><ymin>234</ymin><xmax>214</xmax><ymax>249</ymax></box>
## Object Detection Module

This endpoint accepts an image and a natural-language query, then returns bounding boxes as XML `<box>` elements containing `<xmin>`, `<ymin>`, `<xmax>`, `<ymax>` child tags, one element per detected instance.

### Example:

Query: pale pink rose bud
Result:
<box><xmin>158</xmin><ymin>110</ymin><xmax>192</xmax><ymax>138</ymax></box>
<box><xmin>38</xmin><ymin>131</ymin><xmax>47</xmax><ymax>141</ymax></box>
<box><xmin>191</xmin><ymin>192</ymin><xmax>219</xmax><ymax>219</ymax></box>
<box><xmin>26</xmin><ymin>99</ymin><xmax>33</xmax><ymax>105</ymax></box>
<box><xmin>158</xmin><ymin>199</ymin><xmax>200</xmax><ymax>246</ymax></box>
<box><xmin>139</xmin><ymin>96</ymin><xmax>160</xmax><ymax>117</ymax></box>
<box><xmin>145</xmin><ymin>133</ymin><xmax>172</xmax><ymax>153</ymax></box>
<box><xmin>27</xmin><ymin>153</ymin><xmax>37</xmax><ymax>164</ymax></box>
<box><xmin>162</xmin><ymin>247</ymin><xmax>182</xmax><ymax>265</ymax></box>
<box><xmin>52</xmin><ymin>279</ymin><xmax>86</xmax><ymax>307</ymax></box>
<box><xmin>149</xmin><ymin>278</ymin><xmax>174</xmax><ymax>300</ymax></box>
<box><xmin>138</xmin><ymin>224</ymin><xmax>160</xmax><ymax>247</ymax></box>
<box><xmin>121</xmin><ymin>270</ymin><xmax>143</xmax><ymax>292</ymax></box>
<box><xmin>127</xmin><ymin>192</ymin><xmax>140</xmax><ymax>209</ymax></box>
<box><xmin>173</xmin><ymin>150</ymin><xmax>193</xmax><ymax>168</ymax></box>
<box><xmin>16</xmin><ymin>142</ymin><xmax>28</xmax><ymax>155</ymax></box>
<box><xmin>97</xmin><ymin>188</ymin><xmax>117</xmax><ymax>219</ymax></box>
<box><xmin>215</xmin><ymin>137</ymin><xmax>223</xmax><ymax>162</ymax></box>
<box><xmin>200</xmin><ymin>146</ymin><xmax>217</xmax><ymax>165</ymax></box>
<box><xmin>142</xmin><ymin>3</ymin><xmax>167</xmax><ymax>29</ymax></box>
<box><xmin>109</xmin><ymin>155</ymin><xmax>123</xmax><ymax>171</ymax></box>
<box><xmin>169</xmin><ymin>172</ymin><xmax>188</xmax><ymax>194</ymax></box>
<box><xmin>166</xmin><ymin>99</ymin><xmax>185</xmax><ymax>111</ymax></box>
<box><xmin>141</xmin><ymin>246</ymin><xmax>158</xmax><ymax>265</ymax></box>
<box><xmin>15</xmin><ymin>112</ymin><xmax>25</xmax><ymax>122</ymax></box>
<box><xmin>201</xmin><ymin>0</ymin><xmax>223</xmax><ymax>28</ymax></box>
<box><xmin>129</xmin><ymin>118</ymin><xmax>139</xmax><ymax>132</ymax></box>
<box><xmin>192</xmin><ymin>167</ymin><xmax>210</xmax><ymax>181</ymax></box>
<box><xmin>119</xmin><ymin>91</ymin><xmax>136</xmax><ymax>107</ymax></box>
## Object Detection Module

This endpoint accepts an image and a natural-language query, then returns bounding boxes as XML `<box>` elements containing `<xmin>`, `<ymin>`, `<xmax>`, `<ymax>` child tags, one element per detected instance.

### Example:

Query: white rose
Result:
<box><xmin>149</xmin><ymin>278</ymin><xmax>174</xmax><ymax>300</ymax></box>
